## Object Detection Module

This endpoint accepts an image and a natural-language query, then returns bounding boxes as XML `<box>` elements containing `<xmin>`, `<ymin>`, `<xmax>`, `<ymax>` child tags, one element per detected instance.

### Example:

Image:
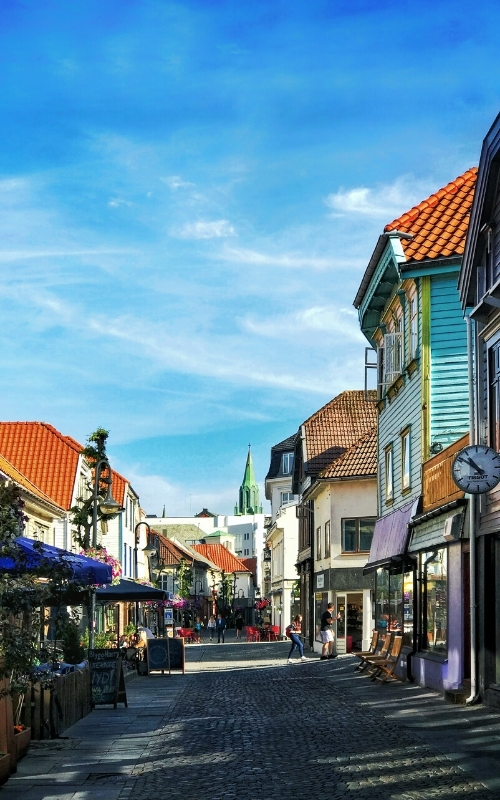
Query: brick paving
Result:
<box><xmin>4</xmin><ymin>638</ymin><xmax>500</xmax><ymax>800</ymax></box>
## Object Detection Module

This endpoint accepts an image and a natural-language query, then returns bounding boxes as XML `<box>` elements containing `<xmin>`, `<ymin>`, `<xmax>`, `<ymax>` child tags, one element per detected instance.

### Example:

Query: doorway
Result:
<box><xmin>336</xmin><ymin>592</ymin><xmax>363</xmax><ymax>653</ymax></box>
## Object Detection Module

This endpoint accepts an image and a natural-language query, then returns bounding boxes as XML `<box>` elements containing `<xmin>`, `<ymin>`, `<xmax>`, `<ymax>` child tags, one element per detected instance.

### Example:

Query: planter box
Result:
<box><xmin>0</xmin><ymin>753</ymin><xmax>10</xmax><ymax>785</ymax></box>
<box><xmin>14</xmin><ymin>728</ymin><xmax>31</xmax><ymax>761</ymax></box>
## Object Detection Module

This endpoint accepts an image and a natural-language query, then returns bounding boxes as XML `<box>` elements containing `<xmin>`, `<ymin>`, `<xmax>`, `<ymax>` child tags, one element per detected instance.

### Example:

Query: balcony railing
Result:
<box><xmin>422</xmin><ymin>434</ymin><xmax>469</xmax><ymax>513</ymax></box>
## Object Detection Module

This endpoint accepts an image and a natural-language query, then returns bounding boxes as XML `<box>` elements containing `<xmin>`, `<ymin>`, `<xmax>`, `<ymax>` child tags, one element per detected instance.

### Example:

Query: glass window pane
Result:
<box><xmin>359</xmin><ymin>518</ymin><xmax>375</xmax><ymax>552</ymax></box>
<box><xmin>385</xmin><ymin>448</ymin><xmax>393</xmax><ymax>500</ymax></box>
<box><xmin>375</xmin><ymin>569</ymin><xmax>389</xmax><ymax>636</ymax></box>
<box><xmin>342</xmin><ymin>519</ymin><xmax>356</xmax><ymax>552</ymax></box>
<box><xmin>403</xmin><ymin>571</ymin><xmax>414</xmax><ymax>648</ymax></box>
<box><xmin>402</xmin><ymin>432</ymin><xmax>410</xmax><ymax>489</ymax></box>
<box><xmin>425</xmin><ymin>549</ymin><xmax>447</xmax><ymax>655</ymax></box>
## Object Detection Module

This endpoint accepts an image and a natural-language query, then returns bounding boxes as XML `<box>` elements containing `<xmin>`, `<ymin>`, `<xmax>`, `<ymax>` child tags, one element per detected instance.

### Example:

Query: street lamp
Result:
<box><xmin>90</xmin><ymin>459</ymin><xmax>122</xmax><ymax>650</ymax></box>
<box><xmin>134</xmin><ymin>521</ymin><xmax>151</xmax><ymax>579</ymax></box>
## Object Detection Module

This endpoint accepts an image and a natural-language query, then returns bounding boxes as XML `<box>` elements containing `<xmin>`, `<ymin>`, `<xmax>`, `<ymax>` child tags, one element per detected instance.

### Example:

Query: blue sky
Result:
<box><xmin>1</xmin><ymin>0</ymin><xmax>499</xmax><ymax>515</ymax></box>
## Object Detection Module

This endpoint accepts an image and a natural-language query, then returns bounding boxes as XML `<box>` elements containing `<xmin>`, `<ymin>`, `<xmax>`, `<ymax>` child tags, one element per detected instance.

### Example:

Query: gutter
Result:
<box><xmin>465</xmin><ymin>315</ymin><xmax>480</xmax><ymax>705</ymax></box>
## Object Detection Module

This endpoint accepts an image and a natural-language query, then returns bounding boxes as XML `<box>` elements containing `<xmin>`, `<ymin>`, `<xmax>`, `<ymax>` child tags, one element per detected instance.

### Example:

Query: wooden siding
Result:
<box><xmin>409</xmin><ymin>506</ymin><xmax>466</xmax><ymax>553</ymax></box>
<box><xmin>430</xmin><ymin>275</ymin><xmax>469</xmax><ymax>449</ymax></box>
<box><xmin>378</xmin><ymin>279</ymin><xmax>423</xmax><ymax>515</ymax></box>
<box><xmin>421</xmin><ymin>434</ymin><xmax>468</xmax><ymax>513</ymax></box>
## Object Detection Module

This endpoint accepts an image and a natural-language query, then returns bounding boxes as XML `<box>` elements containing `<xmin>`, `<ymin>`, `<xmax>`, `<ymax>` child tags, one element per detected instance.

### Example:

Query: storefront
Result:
<box><xmin>313</xmin><ymin>568</ymin><xmax>373</xmax><ymax>654</ymax></box>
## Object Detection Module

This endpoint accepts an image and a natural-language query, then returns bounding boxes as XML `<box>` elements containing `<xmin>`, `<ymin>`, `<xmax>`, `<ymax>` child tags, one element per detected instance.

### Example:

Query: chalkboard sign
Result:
<box><xmin>146</xmin><ymin>638</ymin><xmax>185</xmax><ymax>675</ymax></box>
<box><xmin>89</xmin><ymin>649</ymin><xmax>127</xmax><ymax>707</ymax></box>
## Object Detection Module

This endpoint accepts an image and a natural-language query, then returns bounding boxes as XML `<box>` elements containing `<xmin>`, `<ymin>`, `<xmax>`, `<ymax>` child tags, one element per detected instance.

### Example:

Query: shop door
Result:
<box><xmin>336</xmin><ymin>595</ymin><xmax>346</xmax><ymax>654</ymax></box>
<box><xmin>346</xmin><ymin>593</ymin><xmax>363</xmax><ymax>652</ymax></box>
<box><xmin>315</xmin><ymin>592</ymin><xmax>329</xmax><ymax>643</ymax></box>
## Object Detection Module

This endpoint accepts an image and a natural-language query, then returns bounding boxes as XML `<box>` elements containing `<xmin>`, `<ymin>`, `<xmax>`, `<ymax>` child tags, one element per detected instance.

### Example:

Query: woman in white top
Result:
<box><xmin>207</xmin><ymin>615</ymin><xmax>216</xmax><ymax>641</ymax></box>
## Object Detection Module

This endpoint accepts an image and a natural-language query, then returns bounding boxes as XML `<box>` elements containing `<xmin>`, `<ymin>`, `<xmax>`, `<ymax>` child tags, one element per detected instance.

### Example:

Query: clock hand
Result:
<box><xmin>458</xmin><ymin>456</ymin><xmax>486</xmax><ymax>474</ymax></box>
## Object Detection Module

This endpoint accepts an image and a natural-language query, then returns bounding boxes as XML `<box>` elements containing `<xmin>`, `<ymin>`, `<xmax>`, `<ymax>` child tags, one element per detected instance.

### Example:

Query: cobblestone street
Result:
<box><xmin>4</xmin><ymin>639</ymin><xmax>500</xmax><ymax>800</ymax></box>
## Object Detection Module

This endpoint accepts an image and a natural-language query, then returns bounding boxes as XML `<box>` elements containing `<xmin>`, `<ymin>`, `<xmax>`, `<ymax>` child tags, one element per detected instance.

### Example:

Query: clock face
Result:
<box><xmin>451</xmin><ymin>445</ymin><xmax>500</xmax><ymax>494</ymax></box>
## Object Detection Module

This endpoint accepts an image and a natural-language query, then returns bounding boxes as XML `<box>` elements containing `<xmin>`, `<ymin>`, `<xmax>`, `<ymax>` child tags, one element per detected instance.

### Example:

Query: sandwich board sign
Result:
<box><xmin>146</xmin><ymin>637</ymin><xmax>185</xmax><ymax>675</ymax></box>
<box><xmin>89</xmin><ymin>648</ymin><xmax>127</xmax><ymax>708</ymax></box>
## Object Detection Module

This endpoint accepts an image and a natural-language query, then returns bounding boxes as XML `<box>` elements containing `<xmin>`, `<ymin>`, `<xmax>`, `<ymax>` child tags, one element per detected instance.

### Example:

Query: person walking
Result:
<box><xmin>235</xmin><ymin>614</ymin><xmax>244</xmax><ymax>640</ymax></box>
<box><xmin>320</xmin><ymin>602</ymin><xmax>338</xmax><ymax>660</ymax></box>
<box><xmin>286</xmin><ymin>614</ymin><xmax>308</xmax><ymax>663</ymax></box>
<box><xmin>216</xmin><ymin>613</ymin><xmax>226</xmax><ymax>644</ymax></box>
<box><xmin>207</xmin><ymin>614</ymin><xmax>216</xmax><ymax>641</ymax></box>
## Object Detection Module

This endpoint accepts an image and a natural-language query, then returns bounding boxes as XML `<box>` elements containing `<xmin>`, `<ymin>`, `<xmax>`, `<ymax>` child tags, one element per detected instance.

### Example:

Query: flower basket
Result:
<box><xmin>0</xmin><ymin>753</ymin><xmax>10</xmax><ymax>785</ymax></box>
<box><xmin>13</xmin><ymin>727</ymin><xmax>31</xmax><ymax>761</ymax></box>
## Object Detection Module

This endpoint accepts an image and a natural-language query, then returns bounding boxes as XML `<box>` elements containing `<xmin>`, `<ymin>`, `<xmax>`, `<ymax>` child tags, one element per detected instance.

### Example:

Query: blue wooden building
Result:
<box><xmin>354</xmin><ymin>168</ymin><xmax>476</xmax><ymax>692</ymax></box>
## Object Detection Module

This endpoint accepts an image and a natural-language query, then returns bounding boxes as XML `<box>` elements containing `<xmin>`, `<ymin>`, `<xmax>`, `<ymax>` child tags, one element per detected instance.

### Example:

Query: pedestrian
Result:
<box><xmin>286</xmin><ymin>614</ymin><xmax>308</xmax><ymax>663</ymax></box>
<box><xmin>207</xmin><ymin>614</ymin><xmax>216</xmax><ymax>641</ymax></box>
<box><xmin>194</xmin><ymin>616</ymin><xmax>203</xmax><ymax>643</ymax></box>
<box><xmin>320</xmin><ymin>602</ymin><xmax>339</xmax><ymax>660</ymax></box>
<box><xmin>216</xmin><ymin>613</ymin><xmax>226</xmax><ymax>643</ymax></box>
<box><xmin>235</xmin><ymin>614</ymin><xmax>244</xmax><ymax>639</ymax></box>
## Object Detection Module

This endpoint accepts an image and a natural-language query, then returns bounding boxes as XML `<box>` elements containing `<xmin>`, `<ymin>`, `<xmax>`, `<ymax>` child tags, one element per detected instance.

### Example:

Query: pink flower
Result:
<box><xmin>81</xmin><ymin>547</ymin><xmax>122</xmax><ymax>585</ymax></box>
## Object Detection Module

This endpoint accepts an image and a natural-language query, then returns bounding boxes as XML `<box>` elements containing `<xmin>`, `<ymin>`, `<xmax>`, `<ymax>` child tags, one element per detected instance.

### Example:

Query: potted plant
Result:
<box><xmin>0</xmin><ymin>751</ymin><xmax>10</xmax><ymax>785</ymax></box>
<box><xmin>13</xmin><ymin>725</ymin><xmax>30</xmax><ymax>761</ymax></box>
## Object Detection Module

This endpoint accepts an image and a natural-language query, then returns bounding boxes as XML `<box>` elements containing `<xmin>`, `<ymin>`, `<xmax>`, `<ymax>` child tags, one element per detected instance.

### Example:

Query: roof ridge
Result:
<box><xmin>384</xmin><ymin>167</ymin><xmax>477</xmax><ymax>233</ymax></box>
<box><xmin>301</xmin><ymin>389</ymin><xmax>372</xmax><ymax>427</ymax></box>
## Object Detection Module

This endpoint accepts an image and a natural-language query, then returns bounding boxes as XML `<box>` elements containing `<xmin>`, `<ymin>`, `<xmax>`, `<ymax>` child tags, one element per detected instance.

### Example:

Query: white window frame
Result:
<box><xmin>385</xmin><ymin>445</ymin><xmax>393</xmax><ymax>502</ymax></box>
<box><xmin>401</xmin><ymin>428</ymin><xmax>411</xmax><ymax>491</ymax></box>
<box><xmin>282</xmin><ymin>453</ymin><xmax>294</xmax><ymax>475</ymax></box>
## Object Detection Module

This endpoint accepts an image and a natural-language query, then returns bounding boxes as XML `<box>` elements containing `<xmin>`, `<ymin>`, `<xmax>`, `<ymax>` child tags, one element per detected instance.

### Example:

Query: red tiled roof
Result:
<box><xmin>0</xmin><ymin>423</ymin><xmax>81</xmax><ymax>509</ymax></box>
<box><xmin>0</xmin><ymin>452</ymin><xmax>65</xmax><ymax>511</ymax></box>
<box><xmin>319</xmin><ymin>428</ymin><xmax>377</xmax><ymax>479</ymax></box>
<box><xmin>240</xmin><ymin>557</ymin><xmax>257</xmax><ymax>575</ymax></box>
<box><xmin>0</xmin><ymin>422</ymin><xmax>131</xmax><ymax>510</ymax></box>
<box><xmin>384</xmin><ymin>168</ymin><xmax>477</xmax><ymax>263</ymax></box>
<box><xmin>192</xmin><ymin>543</ymin><xmax>251</xmax><ymax>574</ymax></box>
<box><xmin>303</xmin><ymin>391</ymin><xmax>377</xmax><ymax>474</ymax></box>
<box><xmin>156</xmin><ymin>533</ymin><xmax>194</xmax><ymax>566</ymax></box>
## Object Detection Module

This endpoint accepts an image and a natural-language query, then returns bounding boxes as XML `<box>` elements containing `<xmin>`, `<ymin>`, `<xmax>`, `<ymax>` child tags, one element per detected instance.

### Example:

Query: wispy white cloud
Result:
<box><xmin>108</xmin><ymin>198</ymin><xmax>133</xmax><ymax>208</ymax></box>
<box><xmin>173</xmin><ymin>220</ymin><xmax>237</xmax><ymax>239</ymax></box>
<box><xmin>325</xmin><ymin>175</ymin><xmax>436</xmax><ymax>219</ymax></box>
<box><xmin>161</xmin><ymin>175</ymin><xmax>195</xmax><ymax>191</ymax></box>
<box><xmin>219</xmin><ymin>246</ymin><xmax>338</xmax><ymax>270</ymax></box>
<box><xmin>242</xmin><ymin>306</ymin><xmax>364</xmax><ymax>343</ymax></box>
<box><xmin>0</xmin><ymin>247</ymin><xmax>134</xmax><ymax>262</ymax></box>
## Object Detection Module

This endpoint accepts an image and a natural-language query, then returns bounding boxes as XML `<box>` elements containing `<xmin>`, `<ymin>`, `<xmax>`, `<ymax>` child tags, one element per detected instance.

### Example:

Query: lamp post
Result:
<box><xmin>134</xmin><ymin>521</ymin><xmax>151</xmax><ymax>579</ymax></box>
<box><xmin>89</xmin><ymin>459</ymin><xmax>122</xmax><ymax>650</ymax></box>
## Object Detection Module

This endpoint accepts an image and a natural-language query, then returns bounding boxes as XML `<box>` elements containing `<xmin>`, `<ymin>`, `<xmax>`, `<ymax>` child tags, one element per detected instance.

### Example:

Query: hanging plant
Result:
<box><xmin>80</xmin><ymin>546</ymin><xmax>122</xmax><ymax>585</ymax></box>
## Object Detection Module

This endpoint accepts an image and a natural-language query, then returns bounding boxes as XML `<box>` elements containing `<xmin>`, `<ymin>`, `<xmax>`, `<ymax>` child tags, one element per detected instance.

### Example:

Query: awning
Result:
<box><xmin>0</xmin><ymin>537</ymin><xmax>113</xmax><ymax>585</ymax></box>
<box><xmin>363</xmin><ymin>498</ymin><xmax>419</xmax><ymax>575</ymax></box>
<box><xmin>95</xmin><ymin>578</ymin><xmax>167</xmax><ymax>602</ymax></box>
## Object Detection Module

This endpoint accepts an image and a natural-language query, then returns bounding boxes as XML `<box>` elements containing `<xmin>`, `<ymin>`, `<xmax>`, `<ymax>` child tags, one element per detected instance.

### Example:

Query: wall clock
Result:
<box><xmin>451</xmin><ymin>445</ymin><xmax>500</xmax><ymax>494</ymax></box>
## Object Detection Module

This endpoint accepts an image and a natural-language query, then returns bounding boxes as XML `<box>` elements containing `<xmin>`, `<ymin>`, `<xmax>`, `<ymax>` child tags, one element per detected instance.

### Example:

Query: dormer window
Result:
<box><xmin>282</xmin><ymin>453</ymin><xmax>294</xmax><ymax>475</ymax></box>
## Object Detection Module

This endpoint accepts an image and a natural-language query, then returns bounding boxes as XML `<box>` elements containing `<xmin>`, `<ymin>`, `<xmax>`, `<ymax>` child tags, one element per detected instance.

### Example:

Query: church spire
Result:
<box><xmin>235</xmin><ymin>445</ymin><xmax>262</xmax><ymax>515</ymax></box>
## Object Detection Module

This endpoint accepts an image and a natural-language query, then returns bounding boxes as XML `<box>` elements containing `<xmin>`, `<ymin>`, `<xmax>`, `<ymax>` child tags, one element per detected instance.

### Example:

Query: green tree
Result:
<box><xmin>70</xmin><ymin>428</ymin><xmax>120</xmax><ymax>550</ymax></box>
<box><xmin>176</xmin><ymin>559</ymin><xmax>193</xmax><ymax>599</ymax></box>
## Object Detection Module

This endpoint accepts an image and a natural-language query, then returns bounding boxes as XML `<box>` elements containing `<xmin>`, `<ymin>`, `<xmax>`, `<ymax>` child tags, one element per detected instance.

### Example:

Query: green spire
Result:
<box><xmin>235</xmin><ymin>445</ymin><xmax>263</xmax><ymax>515</ymax></box>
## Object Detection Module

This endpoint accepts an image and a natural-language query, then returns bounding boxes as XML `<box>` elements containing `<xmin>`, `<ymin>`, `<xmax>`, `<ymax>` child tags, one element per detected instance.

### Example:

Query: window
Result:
<box><xmin>244</xmin><ymin>532</ymin><xmax>249</xmax><ymax>540</ymax></box>
<box><xmin>324</xmin><ymin>520</ymin><xmax>331</xmax><ymax>558</ymax></box>
<box><xmin>423</xmin><ymin>549</ymin><xmax>447</xmax><ymax>655</ymax></box>
<box><xmin>341</xmin><ymin>518</ymin><xmax>375</xmax><ymax>553</ymax></box>
<box><xmin>409</xmin><ymin>293</ymin><xmax>418</xmax><ymax>359</ymax></box>
<box><xmin>316</xmin><ymin>525</ymin><xmax>322</xmax><ymax>560</ymax></box>
<box><xmin>244</xmin><ymin>548</ymin><xmax>249</xmax><ymax>556</ymax></box>
<box><xmin>282</xmin><ymin>453</ymin><xmax>294</xmax><ymax>475</ymax></box>
<box><xmin>401</xmin><ymin>429</ymin><xmax>411</xmax><ymax>490</ymax></box>
<box><xmin>490</xmin><ymin>340</ymin><xmax>500</xmax><ymax>450</ymax></box>
<box><xmin>280</xmin><ymin>491</ymin><xmax>295</xmax><ymax>506</ymax></box>
<box><xmin>382</xmin><ymin>332</ymin><xmax>403</xmax><ymax>387</ymax></box>
<box><xmin>385</xmin><ymin>446</ymin><xmax>393</xmax><ymax>502</ymax></box>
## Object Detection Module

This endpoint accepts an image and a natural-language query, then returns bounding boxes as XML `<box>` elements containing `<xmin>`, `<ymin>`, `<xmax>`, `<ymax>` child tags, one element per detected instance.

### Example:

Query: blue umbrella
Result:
<box><xmin>0</xmin><ymin>537</ymin><xmax>113</xmax><ymax>585</ymax></box>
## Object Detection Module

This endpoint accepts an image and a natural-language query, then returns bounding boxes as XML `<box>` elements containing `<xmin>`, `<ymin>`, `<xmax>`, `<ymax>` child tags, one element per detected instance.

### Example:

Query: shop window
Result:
<box><xmin>374</xmin><ymin>569</ymin><xmax>389</xmax><ymax>635</ymax></box>
<box><xmin>403</xmin><ymin>571</ymin><xmax>414</xmax><ymax>648</ymax></box>
<box><xmin>341</xmin><ymin>518</ymin><xmax>375</xmax><ymax>553</ymax></box>
<box><xmin>423</xmin><ymin>549</ymin><xmax>447</xmax><ymax>655</ymax></box>
<box><xmin>324</xmin><ymin>520</ymin><xmax>331</xmax><ymax>558</ymax></box>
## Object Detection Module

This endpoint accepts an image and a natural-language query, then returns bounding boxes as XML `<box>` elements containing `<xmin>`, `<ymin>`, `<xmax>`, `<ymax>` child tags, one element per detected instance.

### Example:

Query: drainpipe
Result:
<box><xmin>465</xmin><ymin>315</ymin><xmax>480</xmax><ymax>705</ymax></box>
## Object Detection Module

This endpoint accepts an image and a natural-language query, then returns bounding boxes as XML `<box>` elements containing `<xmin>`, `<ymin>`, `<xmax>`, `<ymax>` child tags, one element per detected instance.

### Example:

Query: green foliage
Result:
<box><xmin>56</xmin><ymin>611</ymin><xmax>85</xmax><ymax>665</ymax></box>
<box><xmin>70</xmin><ymin>427</ymin><xmax>120</xmax><ymax>550</ymax></box>
<box><xmin>124</xmin><ymin>622</ymin><xmax>136</xmax><ymax>637</ymax></box>
<box><xmin>177</xmin><ymin>558</ymin><xmax>193</xmax><ymax>599</ymax></box>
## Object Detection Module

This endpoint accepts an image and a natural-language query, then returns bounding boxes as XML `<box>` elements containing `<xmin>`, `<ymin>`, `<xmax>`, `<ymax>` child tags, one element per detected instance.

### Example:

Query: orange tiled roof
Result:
<box><xmin>0</xmin><ymin>422</ymin><xmax>131</xmax><ymax>511</ymax></box>
<box><xmin>384</xmin><ymin>168</ymin><xmax>477</xmax><ymax>262</ymax></box>
<box><xmin>240</xmin><ymin>556</ymin><xmax>257</xmax><ymax>575</ymax></box>
<box><xmin>192</xmin><ymin>543</ymin><xmax>251</xmax><ymax>574</ymax></box>
<box><xmin>0</xmin><ymin>423</ymin><xmax>81</xmax><ymax>510</ymax></box>
<box><xmin>303</xmin><ymin>390</ymin><xmax>377</xmax><ymax>474</ymax></box>
<box><xmin>319</xmin><ymin>428</ymin><xmax>377</xmax><ymax>479</ymax></box>
<box><xmin>0</xmin><ymin>453</ymin><xmax>65</xmax><ymax>511</ymax></box>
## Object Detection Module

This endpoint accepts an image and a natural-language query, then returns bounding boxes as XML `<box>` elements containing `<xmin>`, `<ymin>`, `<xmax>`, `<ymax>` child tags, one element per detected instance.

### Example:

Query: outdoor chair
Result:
<box><xmin>364</xmin><ymin>635</ymin><xmax>401</xmax><ymax>678</ymax></box>
<box><xmin>268</xmin><ymin>625</ymin><xmax>280</xmax><ymax>641</ymax></box>
<box><xmin>245</xmin><ymin>626</ymin><xmax>260</xmax><ymax>642</ymax></box>
<box><xmin>353</xmin><ymin>630</ymin><xmax>379</xmax><ymax>671</ymax></box>
<box><xmin>371</xmin><ymin>636</ymin><xmax>404</xmax><ymax>683</ymax></box>
<box><xmin>357</xmin><ymin>633</ymin><xmax>392</xmax><ymax>673</ymax></box>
